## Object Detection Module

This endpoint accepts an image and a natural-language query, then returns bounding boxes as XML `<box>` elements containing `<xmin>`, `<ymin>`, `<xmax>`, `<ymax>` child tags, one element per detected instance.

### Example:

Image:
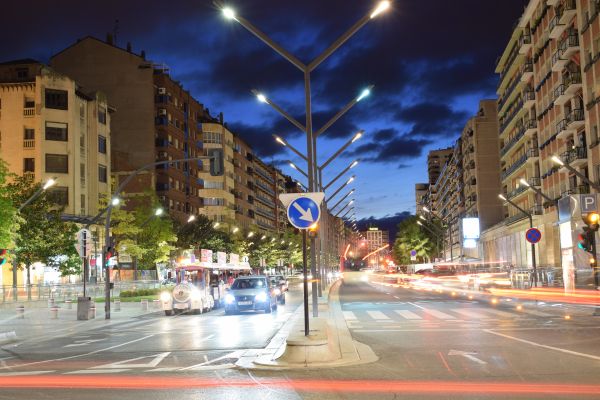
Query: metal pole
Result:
<box><xmin>449</xmin><ymin>221</ymin><xmax>453</xmax><ymax>261</ymax></box>
<box><xmin>302</xmin><ymin>230</ymin><xmax>309</xmax><ymax>336</ymax></box>
<box><xmin>529</xmin><ymin>215</ymin><xmax>537</xmax><ymax>287</ymax></box>
<box><xmin>83</xmin><ymin>230</ymin><xmax>87</xmax><ymax>297</ymax></box>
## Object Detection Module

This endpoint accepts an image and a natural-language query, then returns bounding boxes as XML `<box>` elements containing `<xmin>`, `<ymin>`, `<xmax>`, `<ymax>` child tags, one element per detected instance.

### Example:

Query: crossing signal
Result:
<box><xmin>578</xmin><ymin>228</ymin><xmax>594</xmax><ymax>253</ymax></box>
<box><xmin>0</xmin><ymin>249</ymin><xmax>7</xmax><ymax>266</ymax></box>
<box><xmin>583</xmin><ymin>212</ymin><xmax>600</xmax><ymax>231</ymax></box>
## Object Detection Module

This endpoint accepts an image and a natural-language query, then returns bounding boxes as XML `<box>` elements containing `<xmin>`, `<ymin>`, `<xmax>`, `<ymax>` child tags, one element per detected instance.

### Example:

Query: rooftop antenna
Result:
<box><xmin>113</xmin><ymin>19</ymin><xmax>120</xmax><ymax>46</ymax></box>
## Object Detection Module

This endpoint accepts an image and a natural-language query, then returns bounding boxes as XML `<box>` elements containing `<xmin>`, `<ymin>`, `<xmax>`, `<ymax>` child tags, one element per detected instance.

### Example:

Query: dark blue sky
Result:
<box><xmin>1</xmin><ymin>0</ymin><xmax>525</xmax><ymax>224</ymax></box>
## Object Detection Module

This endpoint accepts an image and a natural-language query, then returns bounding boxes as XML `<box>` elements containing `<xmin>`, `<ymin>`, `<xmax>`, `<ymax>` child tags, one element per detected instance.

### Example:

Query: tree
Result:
<box><xmin>392</xmin><ymin>216</ymin><xmax>435</xmax><ymax>265</ymax></box>
<box><xmin>0</xmin><ymin>158</ymin><xmax>18</xmax><ymax>250</ymax></box>
<box><xmin>176</xmin><ymin>214</ymin><xmax>233</xmax><ymax>253</ymax></box>
<box><xmin>8</xmin><ymin>175</ymin><xmax>80</xmax><ymax>282</ymax></box>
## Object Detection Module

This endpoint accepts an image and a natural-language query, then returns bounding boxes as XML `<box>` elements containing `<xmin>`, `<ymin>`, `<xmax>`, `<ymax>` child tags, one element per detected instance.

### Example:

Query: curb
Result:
<box><xmin>0</xmin><ymin>331</ymin><xmax>18</xmax><ymax>345</ymax></box>
<box><xmin>236</xmin><ymin>279</ymin><xmax>378</xmax><ymax>370</ymax></box>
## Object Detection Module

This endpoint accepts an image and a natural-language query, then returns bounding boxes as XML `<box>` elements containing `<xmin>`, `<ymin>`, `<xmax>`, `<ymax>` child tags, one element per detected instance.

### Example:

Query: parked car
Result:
<box><xmin>224</xmin><ymin>276</ymin><xmax>277</xmax><ymax>314</ymax></box>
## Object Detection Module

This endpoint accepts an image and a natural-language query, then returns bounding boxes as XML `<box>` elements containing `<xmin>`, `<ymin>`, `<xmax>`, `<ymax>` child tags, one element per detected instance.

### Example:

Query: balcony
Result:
<box><xmin>255</xmin><ymin>194</ymin><xmax>276</xmax><ymax>208</ymax></box>
<box><xmin>522</xmin><ymin>90</ymin><xmax>535</xmax><ymax>108</ymax></box>
<box><xmin>575</xmin><ymin>184</ymin><xmax>591</xmax><ymax>194</ymax></box>
<box><xmin>566</xmin><ymin>109</ymin><xmax>585</xmax><ymax>130</ymax></box>
<box><xmin>520</xmin><ymin>61</ymin><xmax>533</xmax><ymax>82</ymax></box>
<box><xmin>501</xmin><ymin>153</ymin><xmax>527</xmax><ymax>181</ymax></box>
<box><xmin>500</xmin><ymin>126</ymin><xmax>526</xmax><ymax>157</ymax></box>
<box><xmin>499</xmin><ymin>99</ymin><xmax>524</xmax><ymax>134</ymax></box>
<box><xmin>504</xmin><ymin>212</ymin><xmax>528</xmax><ymax>225</ymax></box>
<box><xmin>23</xmin><ymin>107</ymin><xmax>35</xmax><ymax>117</ymax></box>
<box><xmin>526</xmin><ymin>147</ymin><xmax>539</xmax><ymax>161</ymax></box>
<box><xmin>524</xmin><ymin>119</ymin><xmax>537</xmax><ymax>136</ymax></box>
<box><xmin>527</xmin><ymin>176</ymin><xmax>541</xmax><ymax>187</ymax></box>
<box><xmin>559</xmin><ymin>0</ymin><xmax>577</xmax><ymax>26</ymax></box>
<box><xmin>553</xmin><ymin>84</ymin><xmax>568</xmax><ymax>106</ymax></box>
<box><xmin>561</xmin><ymin>146</ymin><xmax>587</xmax><ymax>167</ymax></box>
<box><xmin>561</xmin><ymin>33</ymin><xmax>580</xmax><ymax>59</ymax></box>
<box><xmin>23</xmin><ymin>139</ymin><xmax>35</xmax><ymax>149</ymax></box>
<box><xmin>507</xmin><ymin>184</ymin><xmax>528</xmax><ymax>200</ymax></box>
<box><xmin>530</xmin><ymin>205</ymin><xmax>544</xmax><ymax>215</ymax></box>
<box><xmin>549</xmin><ymin>13</ymin><xmax>566</xmax><ymax>39</ymax></box>
<box><xmin>255</xmin><ymin>207</ymin><xmax>275</xmax><ymax>219</ymax></box>
<box><xmin>555</xmin><ymin>118</ymin><xmax>569</xmax><ymax>140</ymax></box>
<box><xmin>518</xmin><ymin>32</ymin><xmax>532</xmax><ymax>55</ymax></box>
<box><xmin>255</xmin><ymin>167</ymin><xmax>275</xmax><ymax>183</ymax></box>
<box><xmin>564</xmin><ymin>71</ymin><xmax>582</xmax><ymax>94</ymax></box>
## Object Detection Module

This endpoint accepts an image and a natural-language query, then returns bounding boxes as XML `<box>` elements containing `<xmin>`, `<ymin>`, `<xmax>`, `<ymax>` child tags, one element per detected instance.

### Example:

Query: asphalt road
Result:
<box><xmin>2</xmin><ymin>274</ymin><xmax>600</xmax><ymax>399</ymax></box>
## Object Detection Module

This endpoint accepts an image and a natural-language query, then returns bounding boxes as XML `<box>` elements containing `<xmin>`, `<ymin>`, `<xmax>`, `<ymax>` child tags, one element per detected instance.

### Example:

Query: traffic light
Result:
<box><xmin>0</xmin><ymin>249</ymin><xmax>7</xmax><ymax>266</ymax></box>
<box><xmin>208</xmin><ymin>148</ymin><xmax>224</xmax><ymax>176</ymax></box>
<box><xmin>308</xmin><ymin>223</ymin><xmax>319</xmax><ymax>238</ymax></box>
<box><xmin>578</xmin><ymin>227</ymin><xmax>595</xmax><ymax>253</ymax></box>
<box><xmin>583</xmin><ymin>212</ymin><xmax>600</xmax><ymax>231</ymax></box>
<box><xmin>105</xmin><ymin>246</ymin><xmax>113</xmax><ymax>266</ymax></box>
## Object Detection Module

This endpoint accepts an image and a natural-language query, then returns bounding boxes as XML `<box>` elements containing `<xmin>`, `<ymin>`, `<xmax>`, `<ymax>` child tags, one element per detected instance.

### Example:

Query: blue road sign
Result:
<box><xmin>287</xmin><ymin>196</ymin><xmax>321</xmax><ymax>230</ymax></box>
<box><xmin>525</xmin><ymin>228</ymin><xmax>541</xmax><ymax>244</ymax></box>
<box><xmin>410</xmin><ymin>250</ymin><xmax>417</xmax><ymax>257</ymax></box>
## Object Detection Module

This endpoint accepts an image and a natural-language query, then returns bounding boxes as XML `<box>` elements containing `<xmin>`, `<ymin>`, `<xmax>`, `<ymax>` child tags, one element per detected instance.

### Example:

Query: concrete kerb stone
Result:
<box><xmin>239</xmin><ymin>279</ymin><xmax>378</xmax><ymax>370</ymax></box>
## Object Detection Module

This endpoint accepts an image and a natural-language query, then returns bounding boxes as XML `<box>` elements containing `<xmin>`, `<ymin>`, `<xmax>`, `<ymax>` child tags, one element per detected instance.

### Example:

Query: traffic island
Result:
<box><xmin>237</xmin><ymin>279</ymin><xmax>378</xmax><ymax>369</ymax></box>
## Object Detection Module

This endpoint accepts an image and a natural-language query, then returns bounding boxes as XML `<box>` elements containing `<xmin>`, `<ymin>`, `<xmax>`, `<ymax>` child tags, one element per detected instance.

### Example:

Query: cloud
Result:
<box><xmin>395</xmin><ymin>102</ymin><xmax>469</xmax><ymax>138</ymax></box>
<box><xmin>347</xmin><ymin>129</ymin><xmax>432</xmax><ymax>164</ymax></box>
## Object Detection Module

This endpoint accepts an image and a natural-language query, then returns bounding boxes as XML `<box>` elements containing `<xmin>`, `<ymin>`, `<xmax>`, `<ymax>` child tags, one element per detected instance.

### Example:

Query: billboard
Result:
<box><xmin>462</xmin><ymin>218</ymin><xmax>480</xmax><ymax>239</ymax></box>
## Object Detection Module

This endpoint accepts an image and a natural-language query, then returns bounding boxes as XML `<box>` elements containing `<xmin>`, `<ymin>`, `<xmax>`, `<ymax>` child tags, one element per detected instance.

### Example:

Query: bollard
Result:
<box><xmin>16</xmin><ymin>305</ymin><xmax>25</xmax><ymax>319</ymax></box>
<box><xmin>50</xmin><ymin>305</ymin><xmax>58</xmax><ymax>319</ymax></box>
<box><xmin>114</xmin><ymin>299</ymin><xmax>121</xmax><ymax>312</ymax></box>
<box><xmin>47</xmin><ymin>298</ymin><xmax>55</xmax><ymax>308</ymax></box>
<box><xmin>153</xmin><ymin>299</ymin><xmax>160</xmax><ymax>309</ymax></box>
<box><xmin>65</xmin><ymin>300</ymin><xmax>72</xmax><ymax>310</ymax></box>
<box><xmin>141</xmin><ymin>299</ymin><xmax>148</xmax><ymax>311</ymax></box>
<box><xmin>89</xmin><ymin>302</ymin><xmax>96</xmax><ymax>319</ymax></box>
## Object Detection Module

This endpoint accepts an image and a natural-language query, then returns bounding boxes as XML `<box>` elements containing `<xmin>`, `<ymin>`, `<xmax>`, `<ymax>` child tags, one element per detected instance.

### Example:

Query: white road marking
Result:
<box><xmin>342</xmin><ymin>311</ymin><xmax>358</xmax><ymax>321</ymax></box>
<box><xmin>451</xmin><ymin>308</ymin><xmax>491</xmax><ymax>319</ymax></box>
<box><xmin>179</xmin><ymin>350</ymin><xmax>244</xmax><ymax>371</ymax></box>
<box><xmin>146</xmin><ymin>367</ymin><xmax>179</xmax><ymax>372</ymax></box>
<box><xmin>366</xmin><ymin>311</ymin><xmax>390</xmax><ymax>320</ymax></box>
<box><xmin>408</xmin><ymin>302</ymin><xmax>425</xmax><ymax>310</ymax></box>
<box><xmin>448</xmin><ymin>349</ymin><xmax>487</xmax><ymax>365</ymax></box>
<box><xmin>66</xmin><ymin>369</ymin><xmax>130</xmax><ymax>374</ymax></box>
<box><xmin>484</xmin><ymin>329</ymin><xmax>600</xmax><ymax>361</ymax></box>
<box><xmin>394</xmin><ymin>310</ymin><xmax>422</xmax><ymax>320</ymax></box>
<box><xmin>64</xmin><ymin>339</ymin><xmax>105</xmax><ymax>348</ymax></box>
<box><xmin>421</xmin><ymin>308</ymin><xmax>456</xmax><ymax>320</ymax></box>
<box><xmin>91</xmin><ymin>352</ymin><xmax>171</xmax><ymax>369</ymax></box>
<box><xmin>481</xmin><ymin>309</ymin><xmax>519</xmax><ymax>318</ymax></box>
<box><xmin>0</xmin><ymin>370</ymin><xmax>55</xmax><ymax>376</ymax></box>
<box><xmin>0</xmin><ymin>335</ymin><xmax>155</xmax><ymax>370</ymax></box>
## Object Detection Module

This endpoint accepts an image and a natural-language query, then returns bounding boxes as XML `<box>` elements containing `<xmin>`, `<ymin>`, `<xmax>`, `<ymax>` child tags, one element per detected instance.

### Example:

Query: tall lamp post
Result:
<box><xmin>219</xmin><ymin>1</ymin><xmax>390</xmax><ymax>317</ymax></box>
<box><xmin>499</xmin><ymin>194</ymin><xmax>537</xmax><ymax>286</ymax></box>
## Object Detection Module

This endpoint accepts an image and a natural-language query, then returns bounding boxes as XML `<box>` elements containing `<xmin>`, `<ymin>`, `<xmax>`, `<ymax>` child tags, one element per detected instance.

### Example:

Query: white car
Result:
<box><xmin>161</xmin><ymin>282</ymin><xmax>215</xmax><ymax>316</ymax></box>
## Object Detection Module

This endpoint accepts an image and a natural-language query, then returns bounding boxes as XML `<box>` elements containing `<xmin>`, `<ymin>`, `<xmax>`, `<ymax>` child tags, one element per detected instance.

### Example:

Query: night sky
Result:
<box><xmin>2</xmin><ymin>0</ymin><xmax>525</xmax><ymax>229</ymax></box>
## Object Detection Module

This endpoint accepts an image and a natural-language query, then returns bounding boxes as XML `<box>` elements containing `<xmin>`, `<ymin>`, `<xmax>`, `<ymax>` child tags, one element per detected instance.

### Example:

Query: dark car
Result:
<box><xmin>224</xmin><ymin>276</ymin><xmax>277</xmax><ymax>314</ymax></box>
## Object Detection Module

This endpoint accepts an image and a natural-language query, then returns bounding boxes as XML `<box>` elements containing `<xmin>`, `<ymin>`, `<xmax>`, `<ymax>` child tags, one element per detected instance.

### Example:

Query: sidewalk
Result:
<box><xmin>0</xmin><ymin>301</ymin><xmax>162</xmax><ymax>346</ymax></box>
<box><xmin>236</xmin><ymin>279</ymin><xmax>378</xmax><ymax>369</ymax></box>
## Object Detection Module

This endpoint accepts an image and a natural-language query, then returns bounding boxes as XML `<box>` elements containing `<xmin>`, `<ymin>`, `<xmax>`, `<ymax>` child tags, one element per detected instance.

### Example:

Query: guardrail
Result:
<box><xmin>0</xmin><ymin>281</ymin><xmax>162</xmax><ymax>303</ymax></box>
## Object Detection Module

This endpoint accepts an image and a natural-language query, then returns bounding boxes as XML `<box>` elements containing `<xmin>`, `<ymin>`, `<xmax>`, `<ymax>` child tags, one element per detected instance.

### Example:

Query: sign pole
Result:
<box><xmin>83</xmin><ymin>230</ymin><xmax>87</xmax><ymax>298</ymax></box>
<box><xmin>302</xmin><ymin>230</ymin><xmax>309</xmax><ymax>336</ymax></box>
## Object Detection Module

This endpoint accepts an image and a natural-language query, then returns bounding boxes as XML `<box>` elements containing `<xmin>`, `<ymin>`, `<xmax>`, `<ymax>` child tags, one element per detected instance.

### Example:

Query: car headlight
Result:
<box><xmin>160</xmin><ymin>292</ymin><xmax>171</xmax><ymax>302</ymax></box>
<box><xmin>273</xmin><ymin>288</ymin><xmax>281</xmax><ymax>296</ymax></box>
<box><xmin>225</xmin><ymin>294</ymin><xmax>235</xmax><ymax>304</ymax></box>
<box><xmin>255</xmin><ymin>292</ymin><xmax>268</xmax><ymax>302</ymax></box>
<box><xmin>327</xmin><ymin>272</ymin><xmax>333</xmax><ymax>278</ymax></box>
<box><xmin>190</xmin><ymin>290</ymin><xmax>202</xmax><ymax>301</ymax></box>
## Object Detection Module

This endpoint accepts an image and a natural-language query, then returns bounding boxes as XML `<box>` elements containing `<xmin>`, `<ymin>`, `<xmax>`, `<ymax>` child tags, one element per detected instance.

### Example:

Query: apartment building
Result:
<box><xmin>232</xmin><ymin>135</ymin><xmax>256</xmax><ymax>231</ymax></box>
<box><xmin>0</xmin><ymin>60</ymin><xmax>111</xmax><ymax>217</ymax></box>
<box><xmin>363</xmin><ymin>227</ymin><xmax>390</xmax><ymax>267</ymax></box>
<box><xmin>252</xmin><ymin>156</ymin><xmax>278</xmax><ymax>232</ymax></box>
<box><xmin>481</xmin><ymin>0</ymin><xmax>599</xmax><ymax>290</ymax></box>
<box><xmin>415</xmin><ymin>183</ymin><xmax>429</xmax><ymax>214</ymax></box>
<box><xmin>51</xmin><ymin>36</ymin><xmax>215</xmax><ymax>223</ymax></box>
<box><xmin>427</xmin><ymin>147</ymin><xmax>453</xmax><ymax>186</ymax></box>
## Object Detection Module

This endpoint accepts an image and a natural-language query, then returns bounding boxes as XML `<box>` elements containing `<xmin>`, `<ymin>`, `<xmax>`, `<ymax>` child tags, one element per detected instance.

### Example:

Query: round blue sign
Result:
<box><xmin>525</xmin><ymin>228</ymin><xmax>541</xmax><ymax>244</ymax></box>
<box><xmin>287</xmin><ymin>197</ymin><xmax>321</xmax><ymax>229</ymax></box>
<box><xmin>410</xmin><ymin>250</ymin><xmax>417</xmax><ymax>257</ymax></box>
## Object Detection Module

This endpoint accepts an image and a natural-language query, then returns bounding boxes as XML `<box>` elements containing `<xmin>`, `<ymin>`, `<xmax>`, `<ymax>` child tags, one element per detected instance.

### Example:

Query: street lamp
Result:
<box><xmin>325</xmin><ymin>175</ymin><xmax>356</xmax><ymax>203</ymax></box>
<box><xmin>18</xmin><ymin>177</ymin><xmax>57</xmax><ymax>212</ymax></box>
<box><xmin>319</xmin><ymin>131</ymin><xmax>364</xmax><ymax>171</ymax></box>
<box><xmin>370</xmin><ymin>0</ymin><xmax>391</xmax><ymax>18</ymax></box>
<box><xmin>323</xmin><ymin>159</ymin><xmax>359</xmax><ymax>191</ymax></box>
<box><xmin>232</xmin><ymin>227</ymin><xmax>239</xmax><ymax>234</ymax></box>
<box><xmin>551</xmin><ymin>155</ymin><xmax>600</xmax><ymax>192</ymax></box>
<box><xmin>499</xmin><ymin>193</ymin><xmax>537</xmax><ymax>285</ymax></box>
<box><xmin>288</xmin><ymin>161</ymin><xmax>309</xmax><ymax>179</ymax></box>
<box><xmin>519</xmin><ymin>178</ymin><xmax>556</xmax><ymax>205</ymax></box>
<box><xmin>330</xmin><ymin>189</ymin><xmax>355</xmax><ymax>211</ymax></box>
<box><xmin>213</xmin><ymin>222</ymin><xmax>220</xmax><ymax>228</ymax></box>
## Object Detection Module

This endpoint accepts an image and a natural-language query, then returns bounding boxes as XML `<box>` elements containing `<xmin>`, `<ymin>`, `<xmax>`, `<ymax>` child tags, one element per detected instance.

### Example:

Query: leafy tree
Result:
<box><xmin>392</xmin><ymin>216</ymin><xmax>435</xmax><ymax>265</ymax></box>
<box><xmin>8</xmin><ymin>175</ymin><xmax>80</xmax><ymax>282</ymax></box>
<box><xmin>0</xmin><ymin>158</ymin><xmax>18</xmax><ymax>250</ymax></box>
<box><xmin>176</xmin><ymin>214</ymin><xmax>233</xmax><ymax>253</ymax></box>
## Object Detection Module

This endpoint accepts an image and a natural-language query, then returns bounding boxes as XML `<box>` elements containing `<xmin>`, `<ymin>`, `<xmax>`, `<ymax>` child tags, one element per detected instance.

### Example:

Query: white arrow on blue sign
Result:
<box><xmin>280</xmin><ymin>193</ymin><xmax>324</xmax><ymax>230</ymax></box>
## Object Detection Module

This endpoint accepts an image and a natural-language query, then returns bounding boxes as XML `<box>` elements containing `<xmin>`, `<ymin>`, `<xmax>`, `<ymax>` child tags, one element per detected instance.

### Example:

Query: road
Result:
<box><xmin>2</xmin><ymin>274</ymin><xmax>600</xmax><ymax>399</ymax></box>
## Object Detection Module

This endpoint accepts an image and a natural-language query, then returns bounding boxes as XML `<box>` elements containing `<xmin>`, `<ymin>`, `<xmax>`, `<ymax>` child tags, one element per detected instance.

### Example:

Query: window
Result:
<box><xmin>47</xmin><ymin>186</ymin><xmax>68</xmax><ymax>206</ymax></box>
<box><xmin>45</xmin><ymin>122</ymin><xmax>68</xmax><ymax>141</ymax></box>
<box><xmin>45</xmin><ymin>89</ymin><xmax>68</xmax><ymax>110</ymax></box>
<box><xmin>98</xmin><ymin>164</ymin><xmax>107</xmax><ymax>183</ymax></box>
<box><xmin>98</xmin><ymin>107</ymin><xmax>106</xmax><ymax>124</ymax></box>
<box><xmin>24</xmin><ymin>128</ymin><xmax>35</xmax><ymax>140</ymax></box>
<box><xmin>204</xmin><ymin>198</ymin><xmax>224</xmax><ymax>206</ymax></box>
<box><xmin>16</xmin><ymin>68</ymin><xmax>28</xmax><ymax>79</ymax></box>
<box><xmin>23</xmin><ymin>158</ymin><xmax>34</xmax><ymax>173</ymax></box>
<box><xmin>203</xmin><ymin>131</ymin><xmax>222</xmax><ymax>144</ymax></box>
<box><xmin>98</xmin><ymin>135</ymin><xmax>107</xmax><ymax>154</ymax></box>
<box><xmin>204</xmin><ymin>181</ymin><xmax>224</xmax><ymax>189</ymax></box>
<box><xmin>24</xmin><ymin>98</ymin><xmax>35</xmax><ymax>108</ymax></box>
<box><xmin>45</xmin><ymin>154</ymin><xmax>68</xmax><ymax>173</ymax></box>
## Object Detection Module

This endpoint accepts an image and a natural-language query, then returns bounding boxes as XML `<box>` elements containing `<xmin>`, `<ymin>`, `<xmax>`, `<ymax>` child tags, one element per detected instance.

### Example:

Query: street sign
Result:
<box><xmin>282</xmin><ymin>192</ymin><xmax>324</xmax><ymax>230</ymax></box>
<box><xmin>525</xmin><ymin>228</ymin><xmax>542</xmax><ymax>244</ymax></box>
<box><xmin>410</xmin><ymin>249</ymin><xmax>417</xmax><ymax>261</ymax></box>
<box><xmin>580</xmin><ymin>194</ymin><xmax>598</xmax><ymax>214</ymax></box>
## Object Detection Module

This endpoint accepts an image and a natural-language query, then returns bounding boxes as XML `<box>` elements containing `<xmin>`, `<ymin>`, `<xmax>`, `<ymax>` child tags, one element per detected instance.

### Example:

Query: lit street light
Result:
<box><xmin>288</xmin><ymin>161</ymin><xmax>309</xmax><ymax>179</ymax></box>
<box><xmin>323</xmin><ymin>159</ymin><xmax>359</xmax><ymax>191</ymax></box>
<box><xmin>213</xmin><ymin>222</ymin><xmax>220</xmax><ymax>228</ymax></box>
<box><xmin>18</xmin><ymin>177</ymin><xmax>57</xmax><ymax>212</ymax></box>
<box><xmin>187</xmin><ymin>215</ymin><xmax>196</xmax><ymax>223</ymax></box>
<box><xmin>325</xmin><ymin>175</ymin><xmax>356</xmax><ymax>203</ymax></box>
<box><xmin>330</xmin><ymin>189</ymin><xmax>355</xmax><ymax>211</ymax></box>
<box><xmin>551</xmin><ymin>154</ymin><xmax>600</xmax><ymax>192</ymax></box>
<box><xmin>519</xmin><ymin>178</ymin><xmax>556</xmax><ymax>205</ymax></box>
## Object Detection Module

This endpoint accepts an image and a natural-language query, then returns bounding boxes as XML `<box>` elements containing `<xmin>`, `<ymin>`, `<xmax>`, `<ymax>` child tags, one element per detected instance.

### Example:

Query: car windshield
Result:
<box><xmin>231</xmin><ymin>278</ymin><xmax>267</xmax><ymax>290</ymax></box>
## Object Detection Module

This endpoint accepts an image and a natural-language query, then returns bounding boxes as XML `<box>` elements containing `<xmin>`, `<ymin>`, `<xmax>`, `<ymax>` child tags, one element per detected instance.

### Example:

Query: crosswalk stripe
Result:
<box><xmin>366</xmin><ymin>311</ymin><xmax>390</xmax><ymax>320</ymax></box>
<box><xmin>394</xmin><ymin>310</ymin><xmax>422</xmax><ymax>320</ymax></box>
<box><xmin>343</xmin><ymin>311</ymin><xmax>358</xmax><ymax>320</ymax></box>
<box><xmin>482</xmin><ymin>308</ymin><xmax>520</xmax><ymax>318</ymax></box>
<box><xmin>519</xmin><ymin>308</ymin><xmax>553</xmax><ymax>317</ymax></box>
<box><xmin>421</xmin><ymin>308</ymin><xmax>456</xmax><ymax>320</ymax></box>
<box><xmin>451</xmin><ymin>308</ymin><xmax>492</xmax><ymax>319</ymax></box>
